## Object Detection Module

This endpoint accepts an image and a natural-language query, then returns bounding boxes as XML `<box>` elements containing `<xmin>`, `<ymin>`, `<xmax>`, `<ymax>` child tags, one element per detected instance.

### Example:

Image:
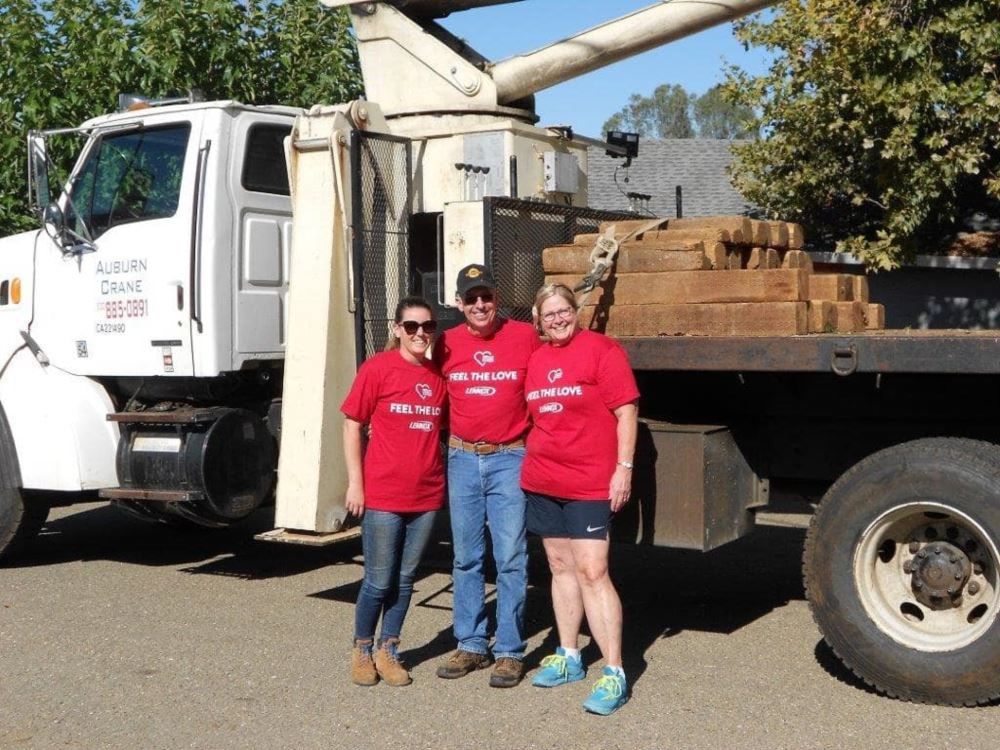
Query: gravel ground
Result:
<box><xmin>1</xmin><ymin>502</ymin><xmax>998</xmax><ymax>750</ymax></box>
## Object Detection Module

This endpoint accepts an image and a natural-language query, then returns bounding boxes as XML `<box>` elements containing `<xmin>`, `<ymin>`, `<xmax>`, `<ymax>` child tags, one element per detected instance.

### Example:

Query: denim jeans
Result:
<box><xmin>354</xmin><ymin>508</ymin><xmax>439</xmax><ymax>642</ymax></box>
<box><xmin>447</xmin><ymin>445</ymin><xmax>528</xmax><ymax>660</ymax></box>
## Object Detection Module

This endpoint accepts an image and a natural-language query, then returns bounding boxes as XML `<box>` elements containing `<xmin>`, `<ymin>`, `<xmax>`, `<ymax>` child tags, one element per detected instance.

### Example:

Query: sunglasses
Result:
<box><xmin>463</xmin><ymin>291</ymin><xmax>494</xmax><ymax>305</ymax></box>
<box><xmin>400</xmin><ymin>319</ymin><xmax>438</xmax><ymax>335</ymax></box>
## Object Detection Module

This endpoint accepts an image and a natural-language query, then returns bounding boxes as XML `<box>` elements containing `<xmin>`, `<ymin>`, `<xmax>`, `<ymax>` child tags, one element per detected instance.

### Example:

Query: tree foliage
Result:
<box><xmin>724</xmin><ymin>0</ymin><xmax>1000</xmax><ymax>268</ymax></box>
<box><xmin>0</xmin><ymin>0</ymin><xmax>361</xmax><ymax>236</ymax></box>
<box><xmin>602</xmin><ymin>83</ymin><xmax>755</xmax><ymax>139</ymax></box>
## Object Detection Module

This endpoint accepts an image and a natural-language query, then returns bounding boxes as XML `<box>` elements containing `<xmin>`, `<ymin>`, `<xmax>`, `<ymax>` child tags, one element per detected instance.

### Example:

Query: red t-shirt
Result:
<box><xmin>520</xmin><ymin>330</ymin><xmax>639</xmax><ymax>501</ymax></box>
<box><xmin>435</xmin><ymin>318</ymin><xmax>541</xmax><ymax>443</ymax></box>
<box><xmin>340</xmin><ymin>350</ymin><xmax>446</xmax><ymax>512</ymax></box>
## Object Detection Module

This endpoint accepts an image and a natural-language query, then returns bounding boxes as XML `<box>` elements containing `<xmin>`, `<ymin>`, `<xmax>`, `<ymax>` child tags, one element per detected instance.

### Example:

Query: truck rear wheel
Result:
<box><xmin>804</xmin><ymin>438</ymin><xmax>1000</xmax><ymax>706</ymax></box>
<box><xmin>0</xmin><ymin>486</ymin><xmax>49</xmax><ymax>564</ymax></box>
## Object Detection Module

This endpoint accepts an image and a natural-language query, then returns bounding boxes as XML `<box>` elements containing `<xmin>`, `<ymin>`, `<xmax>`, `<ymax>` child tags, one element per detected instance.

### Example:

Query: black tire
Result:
<box><xmin>804</xmin><ymin>437</ymin><xmax>1000</xmax><ymax>706</ymax></box>
<box><xmin>0</xmin><ymin>486</ymin><xmax>49</xmax><ymax>564</ymax></box>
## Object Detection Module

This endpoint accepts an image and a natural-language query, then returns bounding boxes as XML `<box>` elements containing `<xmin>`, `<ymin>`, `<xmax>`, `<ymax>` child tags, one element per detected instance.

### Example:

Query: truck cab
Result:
<box><xmin>0</xmin><ymin>98</ymin><xmax>299</xmax><ymax>545</ymax></box>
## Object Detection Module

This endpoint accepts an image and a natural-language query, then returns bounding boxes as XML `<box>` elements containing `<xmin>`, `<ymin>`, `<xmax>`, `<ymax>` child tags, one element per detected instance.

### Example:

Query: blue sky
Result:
<box><xmin>438</xmin><ymin>0</ymin><xmax>772</xmax><ymax>137</ymax></box>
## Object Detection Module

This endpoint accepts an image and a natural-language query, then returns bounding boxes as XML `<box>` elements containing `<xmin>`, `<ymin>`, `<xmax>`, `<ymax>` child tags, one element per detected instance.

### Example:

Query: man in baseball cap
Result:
<box><xmin>434</xmin><ymin>263</ymin><xmax>540</xmax><ymax>687</ymax></box>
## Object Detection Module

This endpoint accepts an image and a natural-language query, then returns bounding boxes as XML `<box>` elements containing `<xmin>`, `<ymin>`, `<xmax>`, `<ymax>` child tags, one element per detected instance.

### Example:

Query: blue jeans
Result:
<box><xmin>354</xmin><ymin>508</ymin><xmax>439</xmax><ymax>642</ymax></box>
<box><xmin>448</xmin><ymin>445</ymin><xmax>528</xmax><ymax>660</ymax></box>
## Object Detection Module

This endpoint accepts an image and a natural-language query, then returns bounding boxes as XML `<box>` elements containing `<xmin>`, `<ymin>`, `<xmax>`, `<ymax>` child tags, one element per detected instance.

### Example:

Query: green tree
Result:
<box><xmin>603</xmin><ymin>83</ymin><xmax>756</xmax><ymax>140</ymax></box>
<box><xmin>724</xmin><ymin>0</ymin><xmax>1000</xmax><ymax>269</ymax></box>
<box><xmin>693</xmin><ymin>85</ymin><xmax>756</xmax><ymax>139</ymax></box>
<box><xmin>0</xmin><ymin>0</ymin><xmax>361</xmax><ymax>236</ymax></box>
<box><xmin>603</xmin><ymin>84</ymin><xmax>694</xmax><ymax>138</ymax></box>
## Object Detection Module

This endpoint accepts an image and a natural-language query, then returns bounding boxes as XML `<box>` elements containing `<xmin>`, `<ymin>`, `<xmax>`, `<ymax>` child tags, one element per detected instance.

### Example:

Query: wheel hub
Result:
<box><xmin>909</xmin><ymin>541</ymin><xmax>971</xmax><ymax>609</ymax></box>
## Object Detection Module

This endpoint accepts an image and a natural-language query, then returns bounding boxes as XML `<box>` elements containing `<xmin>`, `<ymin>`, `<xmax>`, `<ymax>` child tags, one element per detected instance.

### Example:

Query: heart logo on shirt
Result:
<box><xmin>473</xmin><ymin>351</ymin><xmax>495</xmax><ymax>367</ymax></box>
<box><xmin>415</xmin><ymin>383</ymin><xmax>433</xmax><ymax>400</ymax></box>
<box><xmin>547</xmin><ymin>368</ymin><xmax>563</xmax><ymax>384</ymax></box>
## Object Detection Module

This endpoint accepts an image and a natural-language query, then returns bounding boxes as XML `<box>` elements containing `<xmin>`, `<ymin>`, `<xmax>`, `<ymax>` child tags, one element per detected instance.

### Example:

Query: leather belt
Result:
<box><xmin>448</xmin><ymin>435</ymin><xmax>525</xmax><ymax>455</ymax></box>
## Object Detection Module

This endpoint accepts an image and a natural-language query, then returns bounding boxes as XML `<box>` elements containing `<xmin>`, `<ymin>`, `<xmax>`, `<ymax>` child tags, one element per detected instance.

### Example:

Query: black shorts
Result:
<box><xmin>525</xmin><ymin>491</ymin><xmax>612</xmax><ymax>540</ymax></box>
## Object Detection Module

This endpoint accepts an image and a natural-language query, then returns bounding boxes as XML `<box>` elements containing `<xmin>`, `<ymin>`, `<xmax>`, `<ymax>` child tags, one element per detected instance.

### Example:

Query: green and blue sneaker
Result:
<box><xmin>531</xmin><ymin>647</ymin><xmax>586</xmax><ymax>688</ymax></box>
<box><xmin>582</xmin><ymin>666</ymin><xmax>628</xmax><ymax>715</ymax></box>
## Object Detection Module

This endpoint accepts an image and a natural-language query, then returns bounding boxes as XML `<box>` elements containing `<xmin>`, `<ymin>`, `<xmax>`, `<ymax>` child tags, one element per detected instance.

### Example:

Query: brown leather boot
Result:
<box><xmin>351</xmin><ymin>639</ymin><xmax>378</xmax><ymax>686</ymax></box>
<box><xmin>375</xmin><ymin>638</ymin><xmax>412</xmax><ymax>686</ymax></box>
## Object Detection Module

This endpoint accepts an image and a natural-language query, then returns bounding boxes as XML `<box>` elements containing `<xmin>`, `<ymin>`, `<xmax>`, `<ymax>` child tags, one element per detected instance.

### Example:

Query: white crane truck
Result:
<box><xmin>4</xmin><ymin>0</ymin><xmax>1000</xmax><ymax>707</ymax></box>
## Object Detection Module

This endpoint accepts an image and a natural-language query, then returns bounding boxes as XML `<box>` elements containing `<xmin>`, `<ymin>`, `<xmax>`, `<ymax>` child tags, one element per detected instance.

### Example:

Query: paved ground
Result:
<box><xmin>2</xmin><ymin>503</ymin><xmax>998</xmax><ymax>750</ymax></box>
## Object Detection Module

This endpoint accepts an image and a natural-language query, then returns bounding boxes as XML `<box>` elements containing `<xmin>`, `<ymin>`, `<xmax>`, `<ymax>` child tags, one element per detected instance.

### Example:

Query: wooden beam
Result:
<box><xmin>547</xmin><ymin>268</ymin><xmax>809</xmax><ymax>305</ymax></box>
<box><xmin>542</xmin><ymin>244</ymin><xmax>711</xmax><ymax>274</ymax></box>
<box><xmin>580</xmin><ymin>302</ymin><xmax>808</xmax><ymax>336</ymax></box>
<box><xmin>809</xmin><ymin>273</ymin><xmax>853</xmax><ymax>301</ymax></box>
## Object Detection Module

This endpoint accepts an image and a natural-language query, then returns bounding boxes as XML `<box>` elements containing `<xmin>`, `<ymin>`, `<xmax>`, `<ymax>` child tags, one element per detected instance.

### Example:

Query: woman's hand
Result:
<box><xmin>345</xmin><ymin>482</ymin><xmax>365</xmax><ymax>518</ymax></box>
<box><xmin>609</xmin><ymin>401</ymin><xmax>638</xmax><ymax>513</ymax></box>
<box><xmin>609</xmin><ymin>464</ymin><xmax>632</xmax><ymax>513</ymax></box>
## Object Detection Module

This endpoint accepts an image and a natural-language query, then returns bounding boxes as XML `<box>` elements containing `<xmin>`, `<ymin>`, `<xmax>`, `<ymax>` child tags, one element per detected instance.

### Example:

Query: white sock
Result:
<box><xmin>562</xmin><ymin>647</ymin><xmax>581</xmax><ymax>661</ymax></box>
<box><xmin>606</xmin><ymin>665</ymin><xmax>625</xmax><ymax>679</ymax></box>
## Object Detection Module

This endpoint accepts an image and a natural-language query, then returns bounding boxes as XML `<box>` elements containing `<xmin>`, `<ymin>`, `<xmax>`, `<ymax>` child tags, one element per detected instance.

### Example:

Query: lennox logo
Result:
<box><xmin>473</xmin><ymin>351</ymin><xmax>495</xmax><ymax>367</ymax></box>
<box><xmin>415</xmin><ymin>383</ymin><xmax>433</xmax><ymax>400</ymax></box>
<box><xmin>408</xmin><ymin>421</ymin><xmax>433</xmax><ymax>432</ymax></box>
<box><xmin>547</xmin><ymin>368</ymin><xmax>563</xmax><ymax>384</ymax></box>
<box><xmin>539</xmin><ymin>402</ymin><xmax>563</xmax><ymax>414</ymax></box>
<box><xmin>465</xmin><ymin>386</ymin><xmax>497</xmax><ymax>396</ymax></box>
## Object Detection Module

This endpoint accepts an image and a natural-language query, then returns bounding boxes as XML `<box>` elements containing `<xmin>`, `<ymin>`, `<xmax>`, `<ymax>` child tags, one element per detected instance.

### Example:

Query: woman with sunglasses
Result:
<box><xmin>521</xmin><ymin>283</ymin><xmax>639</xmax><ymax>715</ymax></box>
<box><xmin>341</xmin><ymin>296</ymin><xmax>446</xmax><ymax>687</ymax></box>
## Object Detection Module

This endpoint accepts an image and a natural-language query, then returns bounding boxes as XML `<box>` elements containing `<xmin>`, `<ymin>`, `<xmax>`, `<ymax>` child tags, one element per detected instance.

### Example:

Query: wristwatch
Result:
<box><xmin>617</xmin><ymin>460</ymin><xmax>634</xmax><ymax>469</ymax></box>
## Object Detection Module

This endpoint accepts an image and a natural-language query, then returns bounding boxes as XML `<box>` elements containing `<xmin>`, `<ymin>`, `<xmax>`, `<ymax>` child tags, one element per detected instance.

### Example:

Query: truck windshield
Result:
<box><xmin>67</xmin><ymin>124</ymin><xmax>191</xmax><ymax>239</ymax></box>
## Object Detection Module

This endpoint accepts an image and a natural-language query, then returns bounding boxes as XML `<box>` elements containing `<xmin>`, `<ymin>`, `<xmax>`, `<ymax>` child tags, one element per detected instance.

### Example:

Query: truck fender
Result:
<box><xmin>0</xmin><ymin>347</ymin><xmax>119</xmax><ymax>491</ymax></box>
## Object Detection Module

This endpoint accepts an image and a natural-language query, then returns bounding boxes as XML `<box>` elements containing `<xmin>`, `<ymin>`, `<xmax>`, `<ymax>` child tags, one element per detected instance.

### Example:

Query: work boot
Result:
<box><xmin>374</xmin><ymin>638</ymin><xmax>412</xmax><ymax>687</ymax></box>
<box><xmin>436</xmin><ymin>649</ymin><xmax>493</xmax><ymax>679</ymax></box>
<box><xmin>488</xmin><ymin>657</ymin><xmax>524</xmax><ymax>688</ymax></box>
<box><xmin>351</xmin><ymin>638</ymin><xmax>378</xmax><ymax>687</ymax></box>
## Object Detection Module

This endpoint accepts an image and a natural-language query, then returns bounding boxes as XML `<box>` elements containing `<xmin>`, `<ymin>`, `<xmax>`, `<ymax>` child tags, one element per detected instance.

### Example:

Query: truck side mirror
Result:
<box><xmin>27</xmin><ymin>132</ymin><xmax>52</xmax><ymax>215</ymax></box>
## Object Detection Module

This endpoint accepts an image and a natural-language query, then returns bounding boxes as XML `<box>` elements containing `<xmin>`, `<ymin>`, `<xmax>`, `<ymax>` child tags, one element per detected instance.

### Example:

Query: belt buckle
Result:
<box><xmin>474</xmin><ymin>441</ymin><xmax>494</xmax><ymax>455</ymax></box>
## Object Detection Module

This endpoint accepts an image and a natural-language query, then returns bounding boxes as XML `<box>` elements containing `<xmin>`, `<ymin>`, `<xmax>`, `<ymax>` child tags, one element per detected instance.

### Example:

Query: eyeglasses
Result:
<box><xmin>400</xmin><ymin>319</ymin><xmax>438</xmax><ymax>335</ymax></box>
<box><xmin>541</xmin><ymin>307</ymin><xmax>576</xmax><ymax>323</ymax></box>
<box><xmin>463</xmin><ymin>291</ymin><xmax>494</xmax><ymax>305</ymax></box>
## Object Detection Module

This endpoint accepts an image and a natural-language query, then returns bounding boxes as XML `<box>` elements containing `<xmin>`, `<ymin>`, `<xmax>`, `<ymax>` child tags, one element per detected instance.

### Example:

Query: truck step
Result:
<box><xmin>99</xmin><ymin>488</ymin><xmax>204</xmax><ymax>503</ymax></box>
<box><xmin>106</xmin><ymin>408</ymin><xmax>231</xmax><ymax>424</ymax></box>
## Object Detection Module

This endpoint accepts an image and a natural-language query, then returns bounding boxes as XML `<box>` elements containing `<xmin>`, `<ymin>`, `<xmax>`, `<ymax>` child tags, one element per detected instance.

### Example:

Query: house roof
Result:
<box><xmin>587</xmin><ymin>139</ymin><xmax>753</xmax><ymax>218</ymax></box>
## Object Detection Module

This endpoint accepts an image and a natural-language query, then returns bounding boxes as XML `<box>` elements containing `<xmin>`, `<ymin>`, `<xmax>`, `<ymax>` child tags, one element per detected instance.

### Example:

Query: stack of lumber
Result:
<box><xmin>542</xmin><ymin>216</ymin><xmax>886</xmax><ymax>337</ymax></box>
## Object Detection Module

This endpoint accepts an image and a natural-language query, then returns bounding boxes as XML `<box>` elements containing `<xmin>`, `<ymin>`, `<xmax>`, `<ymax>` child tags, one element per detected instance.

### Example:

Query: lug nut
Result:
<box><xmin>914</xmin><ymin>580</ymin><xmax>923</xmax><ymax>589</ymax></box>
<box><xmin>950</xmin><ymin>556</ymin><xmax>959</xmax><ymax>564</ymax></box>
<box><xmin>935</xmin><ymin>545</ymin><xmax>944</xmax><ymax>554</ymax></box>
<box><xmin>917</xmin><ymin>550</ymin><xmax>927</xmax><ymax>559</ymax></box>
<box><xmin>969</xmin><ymin>581</ymin><xmax>981</xmax><ymax>595</ymax></box>
<box><xmin>909</xmin><ymin>541</ymin><xmax>921</xmax><ymax>553</ymax></box>
<box><xmin>948</xmin><ymin>587</ymin><xmax>958</xmax><ymax>596</ymax></box>
<box><xmin>974</xmin><ymin>562</ymin><xmax>984</xmax><ymax>575</ymax></box>
<box><xmin>955</xmin><ymin>572</ymin><xmax>963</xmax><ymax>580</ymax></box>
<box><xmin>903</xmin><ymin>561</ymin><xmax>915</xmax><ymax>573</ymax></box>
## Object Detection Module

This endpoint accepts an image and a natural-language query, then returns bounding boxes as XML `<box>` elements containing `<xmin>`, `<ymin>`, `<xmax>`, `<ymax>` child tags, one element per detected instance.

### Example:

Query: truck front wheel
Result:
<box><xmin>0</xmin><ymin>486</ymin><xmax>49</xmax><ymax>564</ymax></box>
<box><xmin>804</xmin><ymin>438</ymin><xmax>1000</xmax><ymax>706</ymax></box>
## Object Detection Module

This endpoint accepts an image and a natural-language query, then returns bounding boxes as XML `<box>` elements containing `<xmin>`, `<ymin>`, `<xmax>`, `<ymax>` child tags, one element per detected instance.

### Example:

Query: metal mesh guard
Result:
<box><xmin>485</xmin><ymin>197</ymin><xmax>633</xmax><ymax>322</ymax></box>
<box><xmin>352</xmin><ymin>132</ymin><xmax>412</xmax><ymax>359</ymax></box>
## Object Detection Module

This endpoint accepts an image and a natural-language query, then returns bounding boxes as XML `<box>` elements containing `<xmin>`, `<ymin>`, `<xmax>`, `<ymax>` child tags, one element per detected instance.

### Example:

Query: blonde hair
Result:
<box><xmin>532</xmin><ymin>283</ymin><xmax>578</xmax><ymax>333</ymax></box>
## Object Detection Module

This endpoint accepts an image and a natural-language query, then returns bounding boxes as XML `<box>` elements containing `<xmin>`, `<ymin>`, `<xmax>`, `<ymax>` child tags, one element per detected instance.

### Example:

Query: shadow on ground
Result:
<box><xmin>10</xmin><ymin>503</ymin><xmax>807</xmax><ymax>687</ymax></box>
<box><xmin>312</xmin><ymin>524</ymin><xmax>808</xmax><ymax>683</ymax></box>
<box><xmin>5</xmin><ymin>503</ymin><xmax>361</xmax><ymax>579</ymax></box>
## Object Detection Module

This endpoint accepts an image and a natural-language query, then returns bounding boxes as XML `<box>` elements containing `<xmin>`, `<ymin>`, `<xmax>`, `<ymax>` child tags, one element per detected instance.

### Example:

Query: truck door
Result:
<box><xmin>31</xmin><ymin>118</ymin><xmax>201</xmax><ymax>377</ymax></box>
<box><xmin>231</xmin><ymin>116</ymin><xmax>294</xmax><ymax>365</ymax></box>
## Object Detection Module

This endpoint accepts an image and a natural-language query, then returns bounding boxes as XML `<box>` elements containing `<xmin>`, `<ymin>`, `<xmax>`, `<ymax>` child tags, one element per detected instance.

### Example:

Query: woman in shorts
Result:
<box><xmin>341</xmin><ymin>296</ymin><xmax>445</xmax><ymax>687</ymax></box>
<box><xmin>521</xmin><ymin>283</ymin><xmax>639</xmax><ymax>715</ymax></box>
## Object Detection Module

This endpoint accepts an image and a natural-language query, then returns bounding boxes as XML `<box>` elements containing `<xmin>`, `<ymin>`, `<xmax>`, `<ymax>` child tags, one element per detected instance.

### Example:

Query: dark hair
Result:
<box><xmin>394</xmin><ymin>295</ymin><xmax>434</xmax><ymax>323</ymax></box>
<box><xmin>385</xmin><ymin>296</ymin><xmax>435</xmax><ymax>351</ymax></box>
